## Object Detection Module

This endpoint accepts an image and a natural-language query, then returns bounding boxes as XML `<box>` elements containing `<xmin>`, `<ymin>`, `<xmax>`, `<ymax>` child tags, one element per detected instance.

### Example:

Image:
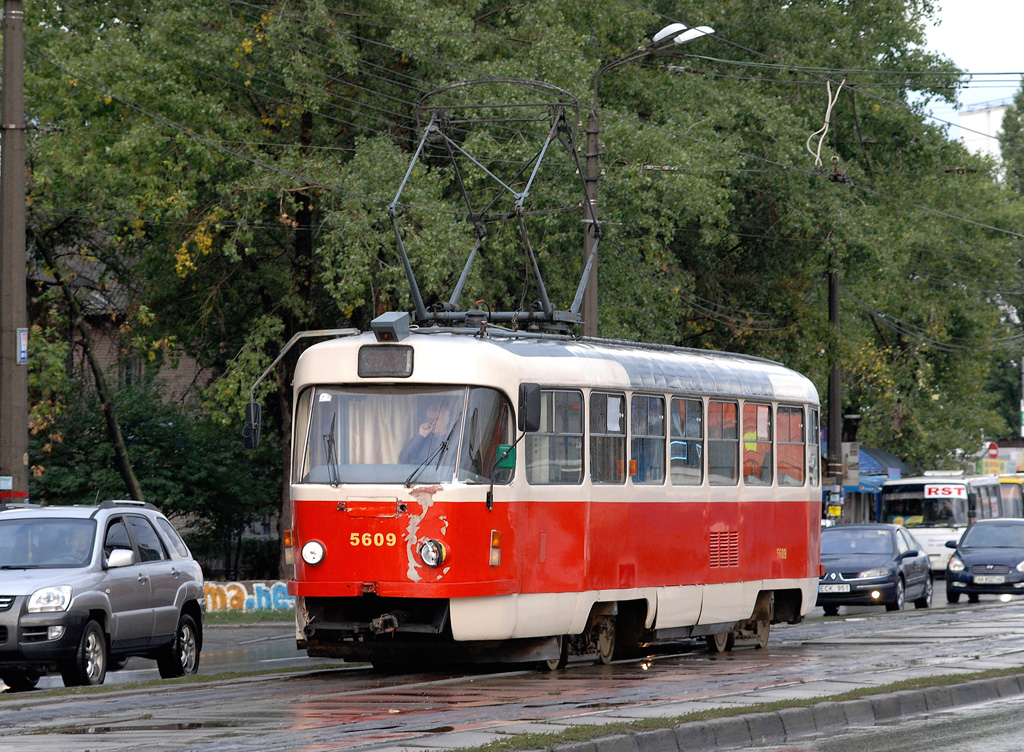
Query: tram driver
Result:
<box><xmin>400</xmin><ymin>402</ymin><xmax>455</xmax><ymax>465</ymax></box>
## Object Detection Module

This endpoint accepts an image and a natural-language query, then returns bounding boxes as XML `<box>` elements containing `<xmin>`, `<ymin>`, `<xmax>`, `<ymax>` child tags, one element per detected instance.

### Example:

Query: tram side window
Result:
<box><xmin>590</xmin><ymin>392</ymin><xmax>625</xmax><ymax>484</ymax></box>
<box><xmin>777</xmin><ymin>406</ymin><xmax>805</xmax><ymax>487</ymax></box>
<box><xmin>742</xmin><ymin>403</ymin><xmax>773</xmax><ymax>486</ymax></box>
<box><xmin>670</xmin><ymin>397</ymin><xmax>703</xmax><ymax>486</ymax></box>
<box><xmin>708</xmin><ymin>400</ymin><xmax>738</xmax><ymax>485</ymax></box>
<box><xmin>631</xmin><ymin>395</ymin><xmax>665</xmax><ymax>484</ymax></box>
<box><xmin>809</xmin><ymin>408</ymin><xmax>821</xmax><ymax>486</ymax></box>
<box><xmin>526</xmin><ymin>389</ymin><xmax>584</xmax><ymax>484</ymax></box>
<box><xmin>462</xmin><ymin>388</ymin><xmax>515</xmax><ymax>484</ymax></box>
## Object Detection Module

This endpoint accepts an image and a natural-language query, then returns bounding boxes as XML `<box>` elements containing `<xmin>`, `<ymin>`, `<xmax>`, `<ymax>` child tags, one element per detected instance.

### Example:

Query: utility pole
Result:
<box><xmin>0</xmin><ymin>0</ymin><xmax>29</xmax><ymax>502</ymax></box>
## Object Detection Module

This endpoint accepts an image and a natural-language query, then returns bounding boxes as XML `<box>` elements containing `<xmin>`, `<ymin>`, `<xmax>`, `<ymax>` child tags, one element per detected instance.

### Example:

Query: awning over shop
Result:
<box><xmin>858</xmin><ymin>445</ymin><xmax>910</xmax><ymax>477</ymax></box>
<box><xmin>843</xmin><ymin>445</ymin><xmax>911</xmax><ymax>494</ymax></box>
<box><xmin>844</xmin><ymin>474</ymin><xmax>886</xmax><ymax>494</ymax></box>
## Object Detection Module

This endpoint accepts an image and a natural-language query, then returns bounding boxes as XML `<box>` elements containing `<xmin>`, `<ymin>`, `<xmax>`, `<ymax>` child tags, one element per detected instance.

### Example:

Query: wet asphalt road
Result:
<box><xmin>3</xmin><ymin>597</ymin><xmax>1024</xmax><ymax>751</ymax></box>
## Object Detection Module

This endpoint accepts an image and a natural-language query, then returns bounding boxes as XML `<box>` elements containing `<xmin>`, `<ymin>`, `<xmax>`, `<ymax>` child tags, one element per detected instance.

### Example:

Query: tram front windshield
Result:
<box><xmin>293</xmin><ymin>386</ymin><xmax>513</xmax><ymax>485</ymax></box>
<box><xmin>878</xmin><ymin>484</ymin><xmax>967</xmax><ymax>528</ymax></box>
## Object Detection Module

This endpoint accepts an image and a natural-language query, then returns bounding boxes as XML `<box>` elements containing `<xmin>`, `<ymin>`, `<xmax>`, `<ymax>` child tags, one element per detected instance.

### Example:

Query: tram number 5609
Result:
<box><xmin>350</xmin><ymin>532</ymin><xmax>398</xmax><ymax>547</ymax></box>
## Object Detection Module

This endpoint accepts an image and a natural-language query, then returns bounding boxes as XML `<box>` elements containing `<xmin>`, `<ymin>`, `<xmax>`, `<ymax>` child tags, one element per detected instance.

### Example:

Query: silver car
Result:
<box><xmin>0</xmin><ymin>500</ymin><xmax>205</xmax><ymax>691</ymax></box>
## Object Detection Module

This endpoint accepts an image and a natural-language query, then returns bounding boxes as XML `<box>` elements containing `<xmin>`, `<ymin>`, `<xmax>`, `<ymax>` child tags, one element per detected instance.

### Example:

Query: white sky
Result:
<box><xmin>924</xmin><ymin>0</ymin><xmax>1024</xmax><ymax>130</ymax></box>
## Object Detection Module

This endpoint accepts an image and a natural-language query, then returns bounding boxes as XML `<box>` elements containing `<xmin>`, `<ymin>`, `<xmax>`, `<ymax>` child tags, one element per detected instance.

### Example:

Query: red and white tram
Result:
<box><xmin>266</xmin><ymin>312</ymin><xmax>821</xmax><ymax>667</ymax></box>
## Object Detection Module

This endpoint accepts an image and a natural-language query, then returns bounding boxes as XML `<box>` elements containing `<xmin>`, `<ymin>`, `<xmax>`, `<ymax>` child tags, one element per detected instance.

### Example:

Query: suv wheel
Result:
<box><xmin>61</xmin><ymin>619</ymin><xmax>108</xmax><ymax>687</ymax></box>
<box><xmin>157</xmin><ymin>613</ymin><xmax>201</xmax><ymax>678</ymax></box>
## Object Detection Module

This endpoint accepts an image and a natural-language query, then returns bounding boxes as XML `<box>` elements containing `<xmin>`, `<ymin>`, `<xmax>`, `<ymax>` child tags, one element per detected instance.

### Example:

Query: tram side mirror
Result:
<box><xmin>243</xmin><ymin>401</ymin><xmax>262</xmax><ymax>450</ymax></box>
<box><xmin>518</xmin><ymin>383</ymin><xmax>540</xmax><ymax>433</ymax></box>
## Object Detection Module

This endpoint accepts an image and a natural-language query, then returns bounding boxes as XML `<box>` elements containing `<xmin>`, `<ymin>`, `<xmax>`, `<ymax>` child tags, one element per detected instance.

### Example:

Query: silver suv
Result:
<box><xmin>0</xmin><ymin>500</ymin><xmax>205</xmax><ymax>691</ymax></box>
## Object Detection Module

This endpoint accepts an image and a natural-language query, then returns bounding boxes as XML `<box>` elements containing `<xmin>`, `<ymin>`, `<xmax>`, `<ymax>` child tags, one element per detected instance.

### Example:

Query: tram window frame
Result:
<box><xmin>630</xmin><ymin>394</ymin><xmax>666</xmax><ymax>484</ymax></box>
<box><xmin>590</xmin><ymin>392</ymin><xmax>626</xmax><ymax>485</ymax></box>
<box><xmin>809</xmin><ymin>408</ymin><xmax>821</xmax><ymax>487</ymax></box>
<box><xmin>742</xmin><ymin>402</ymin><xmax>773</xmax><ymax>486</ymax></box>
<box><xmin>670</xmin><ymin>397</ymin><xmax>704</xmax><ymax>486</ymax></box>
<box><xmin>708</xmin><ymin>400</ymin><xmax>738</xmax><ymax>485</ymax></box>
<box><xmin>526</xmin><ymin>389</ymin><xmax>584</xmax><ymax>485</ymax></box>
<box><xmin>776</xmin><ymin>405</ymin><xmax>806</xmax><ymax>487</ymax></box>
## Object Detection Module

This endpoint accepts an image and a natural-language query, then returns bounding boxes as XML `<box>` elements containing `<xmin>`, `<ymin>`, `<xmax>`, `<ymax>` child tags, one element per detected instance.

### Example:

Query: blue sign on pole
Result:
<box><xmin>16</xmin><ymin>328</ymin><xmax>27</xmax><ymax>364</ymax></box>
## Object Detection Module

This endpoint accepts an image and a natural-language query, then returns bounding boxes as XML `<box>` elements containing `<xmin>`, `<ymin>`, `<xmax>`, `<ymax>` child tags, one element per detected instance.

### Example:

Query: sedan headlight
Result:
<box><xmin>856</xmin><ymin>568</ymin><xmax>892</xmax><ymax>579</ymax></box>
<box><xmin>947</xmin><ymin>556</ymin><xmax>965</xmax><ymax>573</ymax></box>
<box><xmin>1016</xmin><ymin>561</ymin><xmax>1024</xmax><ymax>573</ymax></box>
<box><xmin>27</xmin><ymin>585</ymin><xmax>72</xmax><ymax>613</ymax></box>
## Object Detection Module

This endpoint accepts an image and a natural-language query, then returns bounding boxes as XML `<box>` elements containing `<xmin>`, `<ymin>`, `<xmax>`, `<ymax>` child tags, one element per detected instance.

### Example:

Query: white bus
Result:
<box><xmin>878</xmin><ymin>473</ymin><xmax>1002</xmax><ymax>573</ymax></box>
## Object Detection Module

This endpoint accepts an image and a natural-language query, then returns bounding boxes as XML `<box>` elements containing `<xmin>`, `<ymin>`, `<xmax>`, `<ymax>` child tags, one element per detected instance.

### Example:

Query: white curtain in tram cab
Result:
<box><xmin>348</xmin><ymin>394</ymin><xmax>411</xmax><ymax>464</ymax></box>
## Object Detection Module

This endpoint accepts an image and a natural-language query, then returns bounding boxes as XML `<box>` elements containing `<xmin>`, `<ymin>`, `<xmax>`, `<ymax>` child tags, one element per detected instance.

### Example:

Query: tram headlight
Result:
<box><xmin>418</xmin><ymin>539</ymin><xmax>448</xmax><ymax>567</ymax></box>
<box><xmin>947</xmin><ymin>556</ymin><xmax>965</xmax><ymax>573</ymax></box>
<box><xmin>301</xmin><ymin>540</ymin><xmax>326</xmax><ymax>565</ymax></box>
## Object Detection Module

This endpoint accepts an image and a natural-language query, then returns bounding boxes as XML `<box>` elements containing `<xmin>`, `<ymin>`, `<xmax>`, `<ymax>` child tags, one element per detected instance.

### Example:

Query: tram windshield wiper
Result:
<box><xmin>322</xmin><ymin>413</ymin><xmax>341</xmax><ymax>487</ymax></box>
<box><xmin>404</xmin><ymin>411</ymin><xmax>462</xmax><ymax>487</ymax></box>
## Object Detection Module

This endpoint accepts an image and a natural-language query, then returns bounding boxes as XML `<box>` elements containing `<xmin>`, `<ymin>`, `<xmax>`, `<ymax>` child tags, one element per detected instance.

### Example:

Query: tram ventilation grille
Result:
<box><xmin>709</xmin><ymin>531</ymin><xmax>739</xmax><ymax>568</ymax></box>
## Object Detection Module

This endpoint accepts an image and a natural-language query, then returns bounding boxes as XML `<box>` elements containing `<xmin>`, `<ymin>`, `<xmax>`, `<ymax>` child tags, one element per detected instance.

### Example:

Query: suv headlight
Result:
<box><xmin>947</xmin><ymin>556</ymin><xmax>966</xmax><ymax>573</ymax></box>
<box><xmin>27</xmin><ymin>586</ymin><xmax>72</xmax><ymax>613</ymax></box>
<box><xmin>856</xmin><ymin>568</ymin><xmax>892</xmax><ymax>579</ymax></box>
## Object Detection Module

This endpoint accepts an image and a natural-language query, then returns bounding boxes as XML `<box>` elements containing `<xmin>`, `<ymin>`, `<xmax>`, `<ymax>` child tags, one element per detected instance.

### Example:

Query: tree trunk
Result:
<box><xmin>37</xmin><ymin>243</ymin><xmax>145</xmax><ymax>501</ymax></box>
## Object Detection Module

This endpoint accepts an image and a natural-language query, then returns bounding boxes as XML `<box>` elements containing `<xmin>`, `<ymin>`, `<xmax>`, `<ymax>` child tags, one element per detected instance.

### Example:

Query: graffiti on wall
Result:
<box><xmin>205</xmin><ymin>581</ymin><xmax>295</xmax><ymax>612</ymax></box>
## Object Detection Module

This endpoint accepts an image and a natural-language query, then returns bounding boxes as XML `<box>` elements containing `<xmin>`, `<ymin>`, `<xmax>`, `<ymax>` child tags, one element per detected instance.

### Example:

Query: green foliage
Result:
<box><xmin>28</xmin><ymin>374</ymin><xmax>280</xmax><ymax>570</ymax></box>
<box><xmin>1000</xmin><ymin>80</ymin><xmax>1024</xmax><ymax>194</ymax></box>
<box><xmin>20</xmin><ymin>0</ymin><xmax>1024</xmax><ymax>481</ymax></box>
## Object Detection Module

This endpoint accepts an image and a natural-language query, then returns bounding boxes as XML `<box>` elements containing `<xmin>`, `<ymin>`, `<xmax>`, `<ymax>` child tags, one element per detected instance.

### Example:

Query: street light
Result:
<box><xmin>581</xmin><ymin>22</ymin><xmax>714</xmax><ymax>338</ymax></box>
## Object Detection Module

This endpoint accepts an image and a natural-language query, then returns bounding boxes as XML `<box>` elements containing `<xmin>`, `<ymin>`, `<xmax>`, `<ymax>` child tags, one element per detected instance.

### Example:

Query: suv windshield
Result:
<box><xmin>0</xmin><ymin>518</ymin><xmax>97</xmax><ymax>569</ymax></box>
<box><xmin>293</xmin><ymin>385</ymin><xmax>514</xmax><ymax>485</ymax></box>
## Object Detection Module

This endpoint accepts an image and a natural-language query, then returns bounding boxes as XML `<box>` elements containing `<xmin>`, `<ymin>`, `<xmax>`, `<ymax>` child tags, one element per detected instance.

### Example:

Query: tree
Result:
<box><xmin>21</xmin><ymin>0</ymin><xmax>1024</xmax><ymax>508</ymax></box>
<box><xmin>1000</xmin><ymin>80</ymin><xmax>1024</xmax><ymax>193</ymax></box>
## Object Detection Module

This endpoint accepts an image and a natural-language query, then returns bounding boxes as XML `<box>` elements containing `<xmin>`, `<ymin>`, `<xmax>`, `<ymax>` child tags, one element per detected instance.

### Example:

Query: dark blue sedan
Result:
<box><xmin>817</xmin><ymin>524</ymin><xmax>933</xmax><ymax>616</ymax></box>
<box><xmin>945</xmin><ymin>519</ymin><xmax>1024</xmax><ymax>603</ymax></box>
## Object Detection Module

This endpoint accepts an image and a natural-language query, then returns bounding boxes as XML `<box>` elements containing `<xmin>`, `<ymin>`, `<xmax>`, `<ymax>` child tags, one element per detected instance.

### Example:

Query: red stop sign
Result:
<box><xmin>988</xmin><ymin>442</ymin><xmax>1000</xmax><ymax>459</ymax></box>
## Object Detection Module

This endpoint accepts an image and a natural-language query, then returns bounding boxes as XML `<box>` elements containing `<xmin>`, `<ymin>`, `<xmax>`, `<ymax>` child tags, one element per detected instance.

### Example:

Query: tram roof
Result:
<box><xmin>297</xmin><ymin>327</ymin><xmax>819</xmax><ymax>405</ymax></box>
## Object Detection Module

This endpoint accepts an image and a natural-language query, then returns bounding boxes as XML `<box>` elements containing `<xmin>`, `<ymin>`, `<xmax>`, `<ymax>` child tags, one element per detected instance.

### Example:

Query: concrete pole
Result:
<box><xmin>0</xmin><ymin>0</ymin><xmax>28</xmax><ymax>501</ymax></box>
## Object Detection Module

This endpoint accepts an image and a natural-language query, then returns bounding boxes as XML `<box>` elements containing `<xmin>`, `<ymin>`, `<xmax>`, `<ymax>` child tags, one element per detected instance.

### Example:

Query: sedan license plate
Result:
<box><xmin>973</xmin><ymin>575</ymin><xmax>1005</xmax><ymax>584</ymax></box>
<box><xmin>818</xmin><ymin>583</ymin><xmax>850</xmax><ymax>593</ymax></box>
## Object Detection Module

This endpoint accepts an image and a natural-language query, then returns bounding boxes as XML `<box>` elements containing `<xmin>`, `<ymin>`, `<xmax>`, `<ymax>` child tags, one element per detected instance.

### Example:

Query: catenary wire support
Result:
<box><xmin>389</xmin><ymin>78</ymin><xmax>584</xmax><ymax>330</ymax></box>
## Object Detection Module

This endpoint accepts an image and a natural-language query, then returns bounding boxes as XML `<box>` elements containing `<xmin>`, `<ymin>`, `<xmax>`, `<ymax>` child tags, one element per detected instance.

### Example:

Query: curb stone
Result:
<box><xmin>585</xmin><ymin>674</ymin><xmax>1023</xmax><ymax>752</ymax></box>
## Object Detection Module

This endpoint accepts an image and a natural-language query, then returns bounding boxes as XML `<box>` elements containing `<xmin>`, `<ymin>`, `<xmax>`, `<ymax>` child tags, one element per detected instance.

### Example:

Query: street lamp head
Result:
<box><xmin>651</xmin><ymin>23</ymin><xmax>715</xmax><ymax>47</ymax></box>
<box><xmin>672</xmin><ymin>25</ymin><xmax>715</xmax><ymax>45</ymax></box>
<box><xmin>652</xmin><ymin>23</ymin><xmax>688</xmax><ymax>43</ymax></box>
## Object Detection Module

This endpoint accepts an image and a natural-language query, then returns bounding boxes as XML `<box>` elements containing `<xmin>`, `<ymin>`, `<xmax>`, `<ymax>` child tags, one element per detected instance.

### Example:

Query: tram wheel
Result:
<box><xmin>705</xmin><ymin>630</ymin><xmax>735</xmax><ymax>654</ymax></box>
<box><xmin>753</xmin><ymin>619</ymin><xmax>770</xmax><ymax>649</ymax></box>
<box><xmin>540</xmin><ymin>635</ymin><xmax>568</xmax><ymax>671</ymax></box>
